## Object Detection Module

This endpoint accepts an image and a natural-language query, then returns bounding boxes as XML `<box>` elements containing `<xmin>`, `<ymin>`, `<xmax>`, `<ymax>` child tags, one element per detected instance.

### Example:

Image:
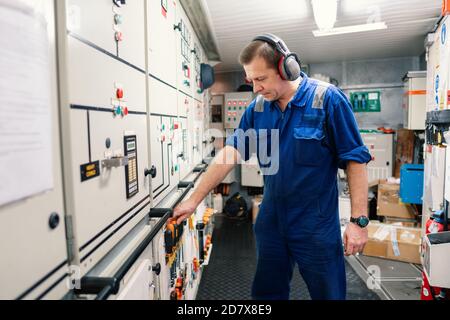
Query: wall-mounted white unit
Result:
<box><xmin>361</xmin><ymin>133</ymin><xmax>394</xmax><ymax>182</ymax></box>
<box><xmin>224</xmin><ymin>92</ymin><xmax>255</xmax><ymax>129</ymax></box>
<box><xmin>403</xmin><ymin>71</ymin><xmax>427</xmax><ymax>130</ymax></box>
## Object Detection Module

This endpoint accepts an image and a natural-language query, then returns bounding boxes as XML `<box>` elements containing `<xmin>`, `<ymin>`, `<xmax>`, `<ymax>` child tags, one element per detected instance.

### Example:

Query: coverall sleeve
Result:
<box><xmin>326</xmin><ymin>88</ymin><xmax>372</xmax><ymax>170</ymax></box>
<box><xmin>225</xmin><ymin>103</ymin><xmax>255</xmax><ymax>162</ymax></box>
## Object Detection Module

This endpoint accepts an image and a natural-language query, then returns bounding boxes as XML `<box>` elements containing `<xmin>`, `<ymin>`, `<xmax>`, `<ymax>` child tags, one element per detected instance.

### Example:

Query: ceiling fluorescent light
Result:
<box><xmin>311</xmin><ymin>0</ymin><xmax>338</xmax><ymax>30</ymax></box>
<box><xmin>313</xmin><ymin>22</ymin><xmax>388</xmax><ymax>37</ymax></box>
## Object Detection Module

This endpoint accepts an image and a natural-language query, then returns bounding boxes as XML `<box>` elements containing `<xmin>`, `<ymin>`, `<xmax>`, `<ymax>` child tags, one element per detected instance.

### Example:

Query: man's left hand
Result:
<box><xmin>343</xmin><ymin>222</ymin><xmax>368</xmax><ymax>256</ymax></box>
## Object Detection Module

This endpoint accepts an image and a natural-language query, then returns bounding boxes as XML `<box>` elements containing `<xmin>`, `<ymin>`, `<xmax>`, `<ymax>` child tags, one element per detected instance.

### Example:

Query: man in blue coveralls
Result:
<box><xmin>174</xmin><ymin>34</ymin><xmax>372</xmax><ymax>300</ymax></box>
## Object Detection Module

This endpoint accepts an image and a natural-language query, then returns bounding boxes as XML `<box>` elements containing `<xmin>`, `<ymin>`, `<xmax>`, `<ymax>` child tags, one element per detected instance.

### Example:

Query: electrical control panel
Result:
<box><xmin>224</xmin><ymin>92</ymin><xmax>255</xmax><ymax>129</ymax></box>
<box><xmin>0</xmin><ymin>0</ymin><xmax>69</xmax><ymax>300</ymax></box>
<box><xmin>1</xmin><ymin>0</ymin><xmax>215</xmax><ymax>300</ymax></box>
<box><xmin>66</xmin><ymin>0</ymin><xmax>146</xmax><ymax>70</ymax></box>
<box><xmin>175</xmin><ymin>7</ymin><xmax>193</xmax><ymax>94</ymax></box>
<box><xmin>147</xmin><ymin>0</ymin><xmax>177</xmax><ymax>87</ymax></box>
<box><xmin>156</xmin><ymin>184</ymin><xmax>215</xmax><ymax>301</ymax></box>
<box><xmin>59</xmin><ymin>0</ymin><xmax>151</xmax><ymax>276</ymax></box>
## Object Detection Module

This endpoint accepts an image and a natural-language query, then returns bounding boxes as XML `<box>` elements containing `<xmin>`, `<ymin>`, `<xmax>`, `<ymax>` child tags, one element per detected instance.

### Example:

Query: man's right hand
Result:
<box><xmin>173</xmin><ymin>197</ymin><xmax>199</xmax><ymax>225</ymax></box>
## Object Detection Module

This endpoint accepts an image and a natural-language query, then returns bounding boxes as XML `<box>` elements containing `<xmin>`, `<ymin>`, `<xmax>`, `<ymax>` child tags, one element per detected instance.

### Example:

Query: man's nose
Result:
<box><xmin>253</xmin><ymin>84</ymin><xmax>263</xmax><ymax>94</ymax></box>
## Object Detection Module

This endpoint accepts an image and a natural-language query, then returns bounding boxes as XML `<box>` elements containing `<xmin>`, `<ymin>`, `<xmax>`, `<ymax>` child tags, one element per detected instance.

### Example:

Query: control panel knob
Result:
<box><xmin>152</xmin><ymin>263</ymin><xmax>161</xmax><ymax>276</ymax></box>
<box><xmin>145</xmin><ymin>166</ymin><xmax>157</xmax><ymax>178</ymax></box>
<box><xmin>174</xmin><ymin>22</ymin><xmax>182</xmax><ymax>32</ymax></box>
<box><xmin>48</xmin><ymin>212</ymin><xmax>60</xmax><ymax>230</ymax></box>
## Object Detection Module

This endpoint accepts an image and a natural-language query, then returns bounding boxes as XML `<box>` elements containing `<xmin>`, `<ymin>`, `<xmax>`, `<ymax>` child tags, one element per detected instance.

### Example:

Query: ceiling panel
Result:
<box><xmin>205</xmin><ymin>0</ymin><xmax>442</xmax><ymax>72</ymax></box>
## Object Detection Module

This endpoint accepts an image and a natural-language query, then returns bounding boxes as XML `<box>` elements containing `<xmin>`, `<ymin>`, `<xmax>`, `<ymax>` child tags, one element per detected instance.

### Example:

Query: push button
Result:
<box><xmin>116</xmin><ymin>88</ymin><xmax>124</xmax><ymax>99</ymax></box>
<box><xmin>115</xmin><ymin>31</ymin><xmax>123</xmax><ymax>42</ymax></box>
<box><xmin>114</xmin><ymin>14</ymin><xmax>123</xmax><ymax>25</ymax></box>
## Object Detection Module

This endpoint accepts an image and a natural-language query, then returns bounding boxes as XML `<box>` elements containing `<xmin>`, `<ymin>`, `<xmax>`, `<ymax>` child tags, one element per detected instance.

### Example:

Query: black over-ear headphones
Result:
<box><xmin>253</xmin><ymin>33</ymin><xmax>302</xmax><ymax>81</ymax></box>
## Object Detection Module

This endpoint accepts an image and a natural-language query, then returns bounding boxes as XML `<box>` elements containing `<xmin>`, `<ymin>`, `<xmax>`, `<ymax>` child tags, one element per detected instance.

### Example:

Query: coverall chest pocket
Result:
<box><xmin>293</xmin><ymin>126</ymin><xmax>325</xmax><ymax>166</ymax></box>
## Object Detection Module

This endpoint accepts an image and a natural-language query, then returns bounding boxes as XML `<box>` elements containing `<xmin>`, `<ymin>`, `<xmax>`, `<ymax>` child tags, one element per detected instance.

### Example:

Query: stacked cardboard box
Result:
<box><xmin>384</xmin><ymin>217</ymin><xmax>420</xmax><ymax>228</ymax></box>
<box><xmin>377</xmin><ymin>179</ymin><xmax>417</xmax><ymax>220</ymax></box>
<box><xmin>363</xmin><ymin>222</ymin><xmax>421</xmax><ymax>264</ymax></box>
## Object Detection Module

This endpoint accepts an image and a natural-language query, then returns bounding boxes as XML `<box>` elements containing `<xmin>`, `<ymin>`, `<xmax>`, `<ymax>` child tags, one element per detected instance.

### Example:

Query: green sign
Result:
<box><xmin>350</xmin><ymin>91</ymin><xmax>381</xmax><ymax>113</ymax></box>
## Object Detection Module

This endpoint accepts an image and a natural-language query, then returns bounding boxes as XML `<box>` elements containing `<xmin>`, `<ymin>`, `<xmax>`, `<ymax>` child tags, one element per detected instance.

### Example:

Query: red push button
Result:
<box><xmin>116</xmin><ymin>88</ymin><xmax>124</xmax><ymax>99</ymax></box>
<box><xmin>123</xmin><ymin>107</ymin><xmax>129</xmax><ymax>116</ymax></box>
<box><xmin>174</xmin><ymin>123</ymin><xmax>179</xmax><ymax>130</ymax></box>
<box><xmin>115</xmin><ymin>31</ymin><xmax>123</xmax><ymax>42</ymax></box>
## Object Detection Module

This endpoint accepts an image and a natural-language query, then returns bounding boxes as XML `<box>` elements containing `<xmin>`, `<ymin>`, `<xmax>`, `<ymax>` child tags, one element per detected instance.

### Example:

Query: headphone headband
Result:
<box><xmin>252</xmin><ymin>33</ymin><xmax>302</xmax><ymax>81</ymax></box>
<box><xmin>253</xmin><ymin>33</ymin><xmax>290</xmax><ymax>56</ymax></box>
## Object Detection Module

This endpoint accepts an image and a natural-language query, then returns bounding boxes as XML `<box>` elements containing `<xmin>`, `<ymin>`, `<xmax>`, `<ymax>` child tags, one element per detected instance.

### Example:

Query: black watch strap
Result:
<box><xmin>350</xmin><ymin>216</ymin><xmax>369</xmax><ymax>228</ymax></box>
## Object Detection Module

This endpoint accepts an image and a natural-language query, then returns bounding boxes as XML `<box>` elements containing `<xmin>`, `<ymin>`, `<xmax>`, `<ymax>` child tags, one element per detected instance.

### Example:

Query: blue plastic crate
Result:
<box><xmin>399</xmin><ymin>164</ymin><xmax>424</xmax><ymax>204</ymax></box>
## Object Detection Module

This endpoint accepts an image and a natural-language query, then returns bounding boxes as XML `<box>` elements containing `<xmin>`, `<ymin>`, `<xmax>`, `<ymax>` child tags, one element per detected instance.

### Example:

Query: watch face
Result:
<box><xmin>358</xmin><ymin>216</ymin><xmax>370</xmax><ymax>228</ymax></box>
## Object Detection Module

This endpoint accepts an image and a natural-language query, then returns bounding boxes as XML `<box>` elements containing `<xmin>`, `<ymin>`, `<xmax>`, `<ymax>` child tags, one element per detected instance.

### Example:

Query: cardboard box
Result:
<box><xmin>364</xmin><ymin>224</ymin><xmax>388</xmax><ymax>258</ymax></box>
<box><xmin>252</xmin><ymin>196</ymin><xmax>263</xmax><ymax>224</ymax></box>
<box><xmin>384</xmin><ymin>217</ymin><xmax>420</xmax><ymax>228</ymax></box>
<box><xmin>377</xmin><ymin>180</ymin><xmax>416</xmax><ymax>219</ymax></box>
<box><xmin>363</xmin><ymin>222</ymin><xmax>422</xmax><ymax>264</ymax></box>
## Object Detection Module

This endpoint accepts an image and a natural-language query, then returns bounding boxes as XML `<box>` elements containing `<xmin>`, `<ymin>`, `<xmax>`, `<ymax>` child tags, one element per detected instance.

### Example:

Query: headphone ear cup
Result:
<box><xmin>278</xmin><ymin>56</ymin><xmax>289</xmax><ymax>81</ymax></box>
<box><xmin>283</xmin><ymin>54</ymin><xmax>301</xmax><ymax>81</ymax></box>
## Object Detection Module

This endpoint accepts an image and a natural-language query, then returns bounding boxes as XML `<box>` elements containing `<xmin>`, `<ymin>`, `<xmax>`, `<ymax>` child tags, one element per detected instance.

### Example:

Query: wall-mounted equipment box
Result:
<box><xmin>224</xmin><ymin>92</ymin><xmax>255</xmax><ymax>129</ymax></box>
<box><xmin>399</xmin><ymin>164</ymin><xmax>424</xmax><ymax>204</ymax></box>
<box><xmin>350</xmin><ymin>91</ymin><xmax>381</xmax><ymax>113</ymax></box>
<box><xmin>361</xmin><ymin>132</ymin><xmax>394</xmax><ymax>182</ymax></box>
<box><xmin>403</xmin><ymin>71</ymin><xmax>427</xmax><ymax>130</ymax></box>
<box><xmin>423</xmin><ymin>231</ymin><xmax>450</xmax><ymax>289</ymax></box>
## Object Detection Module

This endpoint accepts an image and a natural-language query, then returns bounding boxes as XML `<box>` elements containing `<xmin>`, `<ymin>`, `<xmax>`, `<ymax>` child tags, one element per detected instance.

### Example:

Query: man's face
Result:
<box><xmin>244</xmin><ymin>56</ymin><xmax>284</xmax><ymax>101</ymax></box>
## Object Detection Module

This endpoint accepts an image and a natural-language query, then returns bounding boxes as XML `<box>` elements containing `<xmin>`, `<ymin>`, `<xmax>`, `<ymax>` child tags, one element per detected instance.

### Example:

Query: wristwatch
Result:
<box><xmin>350</xmin><ymin>216</ymin><xmax>370</xmax><ymax>228</ymax></box>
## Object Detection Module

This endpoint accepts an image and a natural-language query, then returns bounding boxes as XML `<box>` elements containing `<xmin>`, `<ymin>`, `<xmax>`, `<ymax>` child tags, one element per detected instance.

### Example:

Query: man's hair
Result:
<box><xmin>238</xmin><ymin>40</ymin><xmax>280</xmax><ymax>70</ymax></box>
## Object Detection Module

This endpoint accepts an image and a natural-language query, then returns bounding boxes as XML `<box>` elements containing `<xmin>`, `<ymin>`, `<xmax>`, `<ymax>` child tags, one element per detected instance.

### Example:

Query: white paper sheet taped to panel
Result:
<box><xmin>0</xmin><ymin>0</ymin><xmax>54</xmax><ymax>207</ymax></box>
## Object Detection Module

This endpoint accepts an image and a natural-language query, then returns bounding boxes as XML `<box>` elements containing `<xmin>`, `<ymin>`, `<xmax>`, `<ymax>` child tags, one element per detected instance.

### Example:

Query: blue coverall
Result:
<box><xmin>226</xmin><ymin>73</ymin><xmax>372</xmax><ymax>300</ymax></box>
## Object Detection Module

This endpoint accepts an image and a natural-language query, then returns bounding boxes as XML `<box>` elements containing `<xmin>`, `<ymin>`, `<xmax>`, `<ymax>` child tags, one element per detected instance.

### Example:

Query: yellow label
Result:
<box><xmin>86</xmin><ymin>170</ymin><xmax>97</xmax><ymax>177</ymax></box>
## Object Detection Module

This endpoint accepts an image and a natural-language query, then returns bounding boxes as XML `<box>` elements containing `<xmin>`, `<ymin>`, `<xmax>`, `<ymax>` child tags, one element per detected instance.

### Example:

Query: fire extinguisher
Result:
<box><xmin>425</xmin><ymin>210</ymin><xmax>446</xmax><ymax>234</ymax></box>
<box><xmin>421</xmin><ymin>210</ymin><xmax>449</xmax><ymax>300</ymax></box>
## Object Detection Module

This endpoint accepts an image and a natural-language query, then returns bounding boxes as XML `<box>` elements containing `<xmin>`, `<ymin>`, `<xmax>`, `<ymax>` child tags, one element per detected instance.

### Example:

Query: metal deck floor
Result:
<box><xmin>196</xmin><ymin>215</ymin><xmax>385</xmax><ymax>300</ymax></box>
<box><xmin>346</xmin><ymin>255</ymin><xmax>422</xmax><ymax>300</ymax></box>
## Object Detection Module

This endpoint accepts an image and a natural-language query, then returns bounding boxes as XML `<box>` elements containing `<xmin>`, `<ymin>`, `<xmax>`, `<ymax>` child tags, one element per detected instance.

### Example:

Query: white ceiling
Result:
<box><xmin>204</xmin><ymin>0</ymin><xmax>442</xmax><ymax>72</ymax></box>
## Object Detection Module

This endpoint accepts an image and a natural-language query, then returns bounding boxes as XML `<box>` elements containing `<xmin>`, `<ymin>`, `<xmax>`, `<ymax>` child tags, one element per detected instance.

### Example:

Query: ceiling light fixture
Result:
<box><xmin>312</xmin><ymin>22</ymin><xmax>388</xmax><ymax>37</ymax></box>
<box><xmin>311</xmin><ymin>0</ymin><xmax>338</xmax><ymax>31</ymax></box>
